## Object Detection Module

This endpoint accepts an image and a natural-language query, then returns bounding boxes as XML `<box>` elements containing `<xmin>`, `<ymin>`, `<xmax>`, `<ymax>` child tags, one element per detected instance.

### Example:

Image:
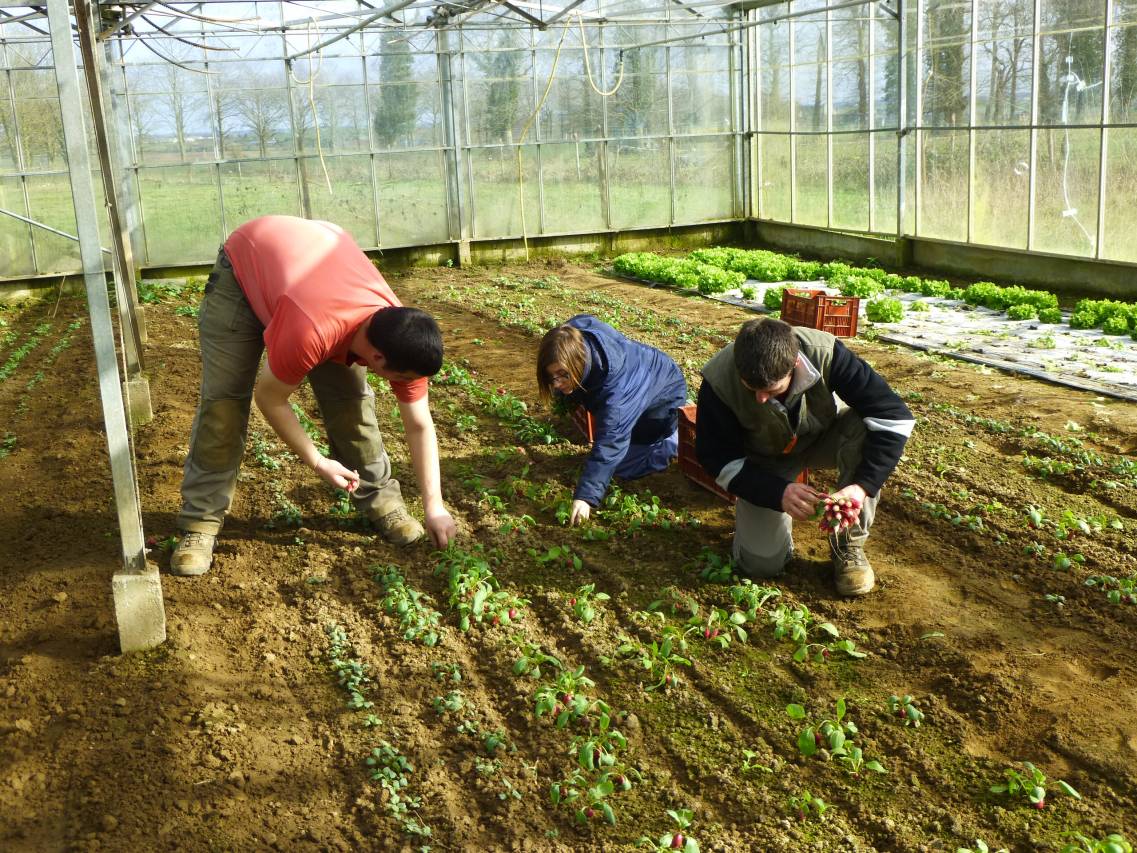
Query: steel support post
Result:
<box><xmin>47</xmin><ymin>0</ymin><xmax>164</xmax><ymax>652</ymax></box>
<box><xmin>437</xmin><ymin>26</ymin><xmax>471</xmax><ymax>262</ymax></box>
<box><xmin>896</xmin><ymin>0</ymin><xmax>908</xmax><ymax>239</ymax></box>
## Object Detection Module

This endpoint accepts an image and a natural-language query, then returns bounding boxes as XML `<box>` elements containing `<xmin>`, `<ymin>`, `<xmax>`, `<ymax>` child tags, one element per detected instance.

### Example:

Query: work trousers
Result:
<box><xmin>732</xmin><ymin>408</ymin><xmax>879</xmax><ymax>578</ymax></box>
<box><xmin>176</xmin><ymin>250</ymin><xmax>404</xmax><ymax>535</ymax></box>
<box><xmin>614</xmin><ymin>429</ymin><xmax>678</xmax><ymax>481</ymax></box>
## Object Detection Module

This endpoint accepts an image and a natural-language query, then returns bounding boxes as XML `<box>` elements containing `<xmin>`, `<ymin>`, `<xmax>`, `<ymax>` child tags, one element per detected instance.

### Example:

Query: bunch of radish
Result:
<box><xmin>817</xmin><ymin>496</ymin><xmax>861</xmax><ymax>534</ymax></box>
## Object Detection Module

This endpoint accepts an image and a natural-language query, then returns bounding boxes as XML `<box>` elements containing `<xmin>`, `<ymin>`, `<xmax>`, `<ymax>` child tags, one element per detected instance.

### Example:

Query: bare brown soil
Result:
<box><xmin>1</xmin><ymin>260</ymin><xmax>1135</xmax><ymax>852</ymax></box>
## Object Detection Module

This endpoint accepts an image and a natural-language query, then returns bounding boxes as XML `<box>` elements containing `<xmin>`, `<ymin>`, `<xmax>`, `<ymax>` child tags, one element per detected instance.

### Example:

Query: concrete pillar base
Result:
<box><xmin>457</xmin><ymin>239</ymin><xmax>472</xmax><ymax>267</ymax></box>
<box><xmin>123</xmin><ymin>375</ymin><xmax>152</xmax><ymax>426</ymax></box>
<box><xmin>112</xmin><ymin>565</ymin><xmax>166</xmax><ymax>653</ymax></box>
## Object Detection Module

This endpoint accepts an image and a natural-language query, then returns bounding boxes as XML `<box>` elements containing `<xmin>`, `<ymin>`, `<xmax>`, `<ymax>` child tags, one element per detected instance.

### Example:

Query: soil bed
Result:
<box><xmin>1</xmin><ymin>259</ymin><xmax>1134</xmax><ymax>852</ymax></box>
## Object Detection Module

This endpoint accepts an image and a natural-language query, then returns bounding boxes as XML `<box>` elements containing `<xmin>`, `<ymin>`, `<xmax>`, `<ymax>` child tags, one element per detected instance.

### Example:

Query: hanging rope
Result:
<box><xmin>578</xmin><ymin>13</ymin><xmax>624</xmax><ymax>98</ymax></box>
<box><xmin>287</xmin><ymin>17</ymin><xmax>333</xmax><ymax>195</ymax></box>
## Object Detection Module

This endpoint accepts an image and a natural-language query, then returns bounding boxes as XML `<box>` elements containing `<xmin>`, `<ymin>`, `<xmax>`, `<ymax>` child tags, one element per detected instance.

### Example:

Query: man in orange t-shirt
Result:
<box><xmin>171</xmin><ymin>215</ymin><xmax>457</xmax><ymax>576</ymax></box>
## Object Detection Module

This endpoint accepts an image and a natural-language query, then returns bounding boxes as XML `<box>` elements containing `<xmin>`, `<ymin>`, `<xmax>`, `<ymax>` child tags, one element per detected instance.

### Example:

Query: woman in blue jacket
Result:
<box><xmin>537</xmin><ymin>315</ymin><xmax>687</xmax><ymax>525</ymax></box>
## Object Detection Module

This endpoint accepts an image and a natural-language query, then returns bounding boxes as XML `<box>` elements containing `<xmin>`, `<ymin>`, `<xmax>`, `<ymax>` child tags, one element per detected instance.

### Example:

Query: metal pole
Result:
<box><xmin>46</xmin><ymin>0</ymin><xmax>148</xmax><ymax>575</ymax></box>
<box><xmin>437</xmin><ymin>26</ymin><xmax>470</xmax><ymax>254</ymax></box>
<box><xmin>868</xmin><ymin>4</ymin><xmax>876</xmax><ymax>232</ymax></box>
<box><xmin>966</xmin><ymin>0</ymin><xmax>978</xmax><ymax>244</ymax></box>
<box><xmin>104</xmin><ymin>35</ymin><xmax>145</xmax><ymax>268</ymax></box>
<box><xmin>789</xmin><ymin>10</ymin><xmax>798</xmax><ymax>221</ymax></box>
<box><xmin>1095</xmin><ymin>0</ymin><xmax>1112</xmax><ymax>259</ymax></box>
<box><xmin>913</xmin><ymin>0</ymin><xmax>924</xmax><ymax>236</ymax></box>
<box><xmin>667</xmin><ymin>13</ymin><xmax>678</xmax><ymax>226</ymax></box>
<box><xmin>895</xmin><ymin>0</ymin><xmax>907</xmax><ymax>239</ymax></box>
<box><xmin>1026</xmin><ymin>0</ymin><xmax>1041</xmax><ymax>250</ymax></box>
<box><xmin>75</xmin><ymin>0</ymin><xmax>146</xmax><ymax>374</ymax></box>
<box><xmin>825</xmin><ymin>1</ymin><xmax>833</xmax><ymax>228</ymax></box>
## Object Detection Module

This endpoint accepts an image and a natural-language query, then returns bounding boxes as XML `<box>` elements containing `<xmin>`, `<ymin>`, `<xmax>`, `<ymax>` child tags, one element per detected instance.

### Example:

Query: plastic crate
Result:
<box><xmin>572</xmin><ymin>405</ymin><xmax>595</xmax><ymax>443</ymax></box>
<box><xmin>780</xmin><ymin>289</ymin><xmax>860</xmax><ymax>337</ymax></box>
<box><xmin>677</xmin><ymin>405</ymin><xmax>735</xmax><ymax>504</ymax></box>
<box><xmin>678</xmin><ymin>404</ymin><xmax>809</xmax><ymax>504</ymax></box>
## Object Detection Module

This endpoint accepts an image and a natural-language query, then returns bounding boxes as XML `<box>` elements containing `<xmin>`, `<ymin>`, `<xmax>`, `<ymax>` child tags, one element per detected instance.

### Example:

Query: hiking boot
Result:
<box><xmin>832</xmin><ymin>541</ymin><xmax>875</xmax><ymax>597</ymax></box>
<box><xmin>372</xmin><ymin>506</ymin><xmax>424</xmax><ymax>546</ymax></box>
<box><xmin>170</xmin><ymin>531</ymin><xmax>216</xmax><ymax>576</ymax></box>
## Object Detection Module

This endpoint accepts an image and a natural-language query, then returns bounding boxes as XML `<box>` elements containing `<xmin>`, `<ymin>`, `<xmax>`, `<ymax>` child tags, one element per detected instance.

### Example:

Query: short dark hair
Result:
<box><xmin>733</xmin><ymin>318</ymin><xmax>798</xmax><ymax>388</ymax></box>
<box><xmin>366</xmin><ymin>307</ymin><xmax>443</xmax><ymax>376</ymax></box>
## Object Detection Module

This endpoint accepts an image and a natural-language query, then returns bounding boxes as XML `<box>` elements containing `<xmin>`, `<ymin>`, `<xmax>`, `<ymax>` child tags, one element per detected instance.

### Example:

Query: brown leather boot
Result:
<box><xmin>371</xmin><ymin>506</ymin><xmax>425</xmax><ymax>546</ymax></box>
<box><xmin>832</xmin><ymin>540</ymin><xmax>875</xmax><ymax>597</ymax></box>
<box><xmin>170</xmin><ymin>531</ymin><xmax>216</xmax><ymax>576</ymax></box>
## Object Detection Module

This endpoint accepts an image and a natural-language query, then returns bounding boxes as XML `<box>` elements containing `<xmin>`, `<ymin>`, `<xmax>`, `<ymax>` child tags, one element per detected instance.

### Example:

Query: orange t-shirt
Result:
<box><xmin>223</xmin><ymin>216</ymin><xmax>427</xmax><ymax>403</ymax></box>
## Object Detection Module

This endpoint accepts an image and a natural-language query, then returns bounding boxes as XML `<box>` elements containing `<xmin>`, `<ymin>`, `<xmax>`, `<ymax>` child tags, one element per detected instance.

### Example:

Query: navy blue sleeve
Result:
<box><xmin>694</xmin><ymin>382</ymin><xmax>790</xmax><ymax>511</ymax></box>
<box><xmin>827</xmin><ymin>340</ymin><xmax>915</xmax><ymax>496</ymax></box>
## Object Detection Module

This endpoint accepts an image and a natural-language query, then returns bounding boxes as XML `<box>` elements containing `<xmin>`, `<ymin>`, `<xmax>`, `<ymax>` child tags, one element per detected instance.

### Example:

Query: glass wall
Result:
<box><xmin>0</xmin><ymin>0</ymin><xmax>741</xmax><ymax>275</ymax></box>
<box><xmin>752</xmin><ymin>0</ymin><xmax>1137</xmax><ymax>264</ymax></box>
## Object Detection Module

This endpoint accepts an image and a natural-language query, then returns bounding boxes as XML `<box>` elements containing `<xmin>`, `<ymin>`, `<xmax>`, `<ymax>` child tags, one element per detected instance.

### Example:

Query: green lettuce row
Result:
<box><xmin>612</xmin><ymin>252</ymin><xmax>745</xmax><ymax>294</ymax></box>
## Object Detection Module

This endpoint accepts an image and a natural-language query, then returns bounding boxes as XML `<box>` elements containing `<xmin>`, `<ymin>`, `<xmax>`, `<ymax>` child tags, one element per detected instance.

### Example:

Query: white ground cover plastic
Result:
<box><xmin>708</xmin><ymin>281</ymin><xmax>1137</xmax><ymax>400</ymax></box>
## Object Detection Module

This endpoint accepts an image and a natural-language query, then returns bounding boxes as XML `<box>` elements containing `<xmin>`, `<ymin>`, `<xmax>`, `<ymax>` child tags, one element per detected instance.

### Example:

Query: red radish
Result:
<box><xmin>703</xmin><ymin>628</ymin><xmax>712</xmax><ymax>639</ymax></box>
<box><xmin>1034</xmin><ymin>800</ymin><xmax>1045</xmax><ymax>810</ymax></box>
<box><xmin>712</xmin><ymin>629</ymin><xmax>720</xmax><ymax>638</ymax></box>
<box><xmin>671</xmin><ymin>833</ymin><xmax>685</xmax><ymax>849</ymax></box>
<box><xmin>585</xmin><ymin>807</ymin><xmax>595</xmax><ymax>819</ymax></box>
<box><xmin>569</xmin><ymin>598</ymin><xmax>576</xmax><ymax>606</ymax></box>
<box><xmin>813</xmin><ymin>732</ymin><xmax>822</xmax><ymax>747</ymax></box>
<box><xmin>508</xmin><ymin>608</ymin><xmax>518</xmax><ymax>620</ymax></box>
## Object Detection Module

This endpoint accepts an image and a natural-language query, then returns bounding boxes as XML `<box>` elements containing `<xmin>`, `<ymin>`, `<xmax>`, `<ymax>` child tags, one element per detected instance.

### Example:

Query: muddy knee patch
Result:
<box><xmin>192</xmin><ymin>398</ymin><xmax>250</xmax><ymax>471</ymax></box>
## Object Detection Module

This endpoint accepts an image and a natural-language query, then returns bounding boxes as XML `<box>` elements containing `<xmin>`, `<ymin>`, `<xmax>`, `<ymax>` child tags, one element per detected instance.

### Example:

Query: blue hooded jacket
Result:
<box><xmin>557</xmin><ymin>315</ymin><xmax>687</xmax><ymax>506</ymax></box>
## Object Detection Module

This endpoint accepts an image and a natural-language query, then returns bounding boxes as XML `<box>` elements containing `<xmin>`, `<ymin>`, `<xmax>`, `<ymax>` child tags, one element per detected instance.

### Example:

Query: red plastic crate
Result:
<box><xmin>780</xmin><ymin>289</ymin><xmax>860</xmax><ymax>337</ymax></box>
<box><xmin>678</xmin><ymin>405</ymin><xmax>735</xmax><ymax>504</ymax></box>
<box><xmin>678</xmin><ymin>404</ymin><xmax>808</xmax><ymax>503</ymax></box>
<box><xmin>571</xmin><ymin>405</ymin><xmax>595</xmax><ymax>443</ymax></box>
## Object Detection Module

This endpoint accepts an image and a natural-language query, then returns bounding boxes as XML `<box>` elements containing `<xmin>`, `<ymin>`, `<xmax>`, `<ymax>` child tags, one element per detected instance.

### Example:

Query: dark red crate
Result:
<box><xmin>678</xmin><ymin>405</ymin><xmax>735</xmax><ymax>503</ymax></box>
<box><xmin>780</xmin><ymin>289</ymin><xmax>860</xmax><ymax>337</ymax></box>
<box><xmin>572</xmin><ymin>405</ymin><xmax>595</xmax><ymax>443</ymax></box>
<box><xmin>678</xmin><ymin>404</ymin><xmax>809</xmax><ymax>503</ymax></box>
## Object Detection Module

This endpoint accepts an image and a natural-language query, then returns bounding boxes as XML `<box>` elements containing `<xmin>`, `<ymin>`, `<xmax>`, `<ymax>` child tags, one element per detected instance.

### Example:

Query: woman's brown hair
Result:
<box><xmin>536</xmin><ymin>324</ymin><xmax>587</xmax><ymax>402</ymax></box>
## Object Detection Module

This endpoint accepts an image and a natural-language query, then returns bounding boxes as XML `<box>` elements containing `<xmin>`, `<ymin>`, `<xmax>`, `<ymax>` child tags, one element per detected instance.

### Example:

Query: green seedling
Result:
<box><xmin>550</xmin><ymin>769</ymin><xmax>619</xmax><ymax>825</ymax></box>
<box><xmin>571</xmin><ymin>711</ymin><xmax>627</xmax><ymax>771</ymax></box>
<box><xmin>436</xmin><ymin>545</ymin><xmax>528</xmax><ymax>630</ymax></box>
<box><xmin>1052</xmin><ymin>552</ymin><xmax>1085</xmax><ymax>571</ymax></box>
<box><xmin>887</xmin><ymin>694</ymin><xmax>925</xmax><ymax>727</ymax></box>
<box><xmin>432</xmin><ymin>662</ymin><xmax>462</xmax><ymax>684</ymax></box>
<box><xmin>636</xmin><ymin>808</ymin><xmax>700</xmax><ymax>852</ymax></box>
<box><xmin>569</xmin><ymin>583</ymin><xmax>611</xmax><ymax>625</ymax></box>
<box><xmin>989</xmin><ymin>761</ymin><xmax>1080</xmax><ymax>809</ymax></box>
<box><xmin>728</xmin><ymin>579</ymin><xmax>781</xmax><ymax>617</ymax></box>
<box><xmin>511</xmin><ymin>637</ymin><xmax>564</xmax><ymax>679</ymax></box>
<box><xmin>373</xmin><ymin>565</ymin><xmax>443</xmax><ymax>647</ymax></box>
<box><xmin>532</xmin><ymin>544</ymin><xmax>583</xmax><ymax>571</ymax></box>
<box><xmin>1060</xmin><ymin>833</ymin><xmax>1132</xmax><ymax>853</ymax></box>
<box><xmin>482</xmin><ymin>730</ymin><xmax>508</xmax><ymax>756</ymax></box>
<box><xmin>685</xmin><ymin>606</ymin><xmax>747</xmax><ymax>649</ymax></box>
<box><xmin>431</xmin><ymin>690</ymin><xmax>464</xmax><ymax>715</ymax></box>
<box><xmin>325</xmin><ymin>623</ymin><xmax>374</xmax><ymax>711</ymax></box>
<box><xmin>499</xmin><ymin>513</ymin><xmax>536</xmax><ymax>536</ymax></box>
<box><xmin>618</xmin><ymin>627</ymin><xmax>692</xmax><ymax>690</ymax></box>
<box><xmin>788</xmin><ymin>790</ymin><xmax>829</xmax><ymax>822</ymax></box>
<box><xmin>687</xmin><ymin>548</ymin><xmax>735</xmax><ymax>583</ymax></box>
<box><xmin>534</xmin><ymin>666</ymin><xmax>607</xmax><ymax>728</ymax></box>
<box><xmin>648</xmin><ymin>585</ymin><xmax>699</xmax><ymax>618</ymax></box>
<box><xmin>1084</xmin><ymin>574</ymin><xmax>1137</xmax><ymax>605</ymax></box>
<box><xmin>957</xmin><ymin>841</ymin><xmax>1008</xmax><ymax>853</ymax></box>
<box><xmin>787</xmin><ymin>699</ymin><xmax>884</xmax><ymax>774</ymax></box>
<box><xmin>366</xmin><ymin>741</ymin><xmax>432</xmax><ymax>839</ymax></box>
<box><xmin>740</xmin><ymin>748</ymin><xmax>778</xmax><ymax>775</ymax></box>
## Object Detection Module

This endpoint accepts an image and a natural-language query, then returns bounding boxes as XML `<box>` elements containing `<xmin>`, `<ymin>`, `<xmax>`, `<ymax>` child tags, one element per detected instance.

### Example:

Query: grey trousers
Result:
<box><xmin>732</xmin><ymin>408</ymin><xmax>879</xmax><ymax>578</ymax></box>
<box><xmin>176</xmin><ymin>250</ymin><xmax>404</xmax><ymax>534</ymax></box>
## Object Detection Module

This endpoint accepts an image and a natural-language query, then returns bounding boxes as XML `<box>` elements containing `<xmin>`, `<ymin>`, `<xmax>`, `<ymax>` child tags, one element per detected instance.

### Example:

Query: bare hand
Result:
<box><xmin>425</xmin><ymin>508</ymin><xmax>458</xmax><ymax>549</ymax></box>
<box><xmin>569</xmin><ymin>499</ymin><xmax>591</xmax><ymax>526</ymax></box>
<box><xmin>781</xmin><ymin>481</ymin><xmax>828</xmax><ymax>521</ymax></box>
<box><xmin>827</xmin><ymin>483</ymin><xmax>867</xmax><ymax>527</ymax></box>
<box><xmin>314</xmin><ymin>457</ymin><xmax>360</xmax><ymax>492</ymax></box>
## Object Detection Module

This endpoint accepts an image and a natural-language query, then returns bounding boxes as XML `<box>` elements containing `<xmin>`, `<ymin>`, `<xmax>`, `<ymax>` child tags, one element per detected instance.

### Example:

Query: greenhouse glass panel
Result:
<box><xmin>367</xmin><ymin>82</ymin><xmax>443</xmax><ymax>149</ymax></box>
<box><xmin>214</xmin><ymin>86</ymin><xmax>294</xmax><ymax>159</ymax></box>
<box><xmin>220</xmin><ymin>159</ymin><xmax>300</xmax><ymax>228</ymax></box>
<box><xmin>298</xmin><ymin>57</ymin><xmax>363</xmax><ymax>87</ymax></box>
<box><xmin>874</xmin><ymin>6</ymin><xmax>900</xmax><ymax>54</ymax></box>
<box><xmin>974</xmin><ymin>39</ymin><xmax>1033</xmax><ymax>125</ymax></box>
<box><xmin>759</xmin><ymin>133</ymin><xmax>792</xmax><ymax>221</ymax></box>
<box><xmin>872</xmin><ymin>131</ymin><xmax>898</xmax><ymax>233</ymax></box>
<box><xmin>466</xmin><ymin>76</ymin><xmax>538</xmax><ymax>146</ymax></box>
<box><xmin>469</xmin><ymin>145</ymin><xmax>540</xmax><ymax>239</ymax></box>
<box><xmin>917</xmin><ymin>129</ymin><xmax>968</xmax><ymax>241</ymax></box>
<box><xmin>674</xmin><ymin>136</ymin><xmax>734</xmax><ymax>222</ymax></box>
<box><xmin>672</xmin><ymin>71</ymin><xmax>732</xmax><ymax>134</ymax></box>
<box><xmin>14</xmin><ymin>98</ymin><xmax>64</xmax><ymax>171</ymax></box>
<box><xmin>1033</xmin><ymin>127</ymin><xmax>1100</xmax><ymax>256</ymax></box>
<box><xmin>832</xmin><ymin>11</ymin><xmax>871</xmax><ymax>62</ymax></box>
<box><xmin>920</xmin><ymin>39</ymin><xmax>971</xmax><ymax>126</ymax></box>
<box><xmin>138</xmin><ymin>165</ymin><xmax>221</xmax><ymax>265</ymax></box>
<box><xmin>215</xmin><ymin>60</ymin><xmax>287</xmax><ymax>89</ymax></box>
<box><xmin>832</xmin><ymin>61</ymin><xmax>870</xmax><ymax>131</ymax></box>
<box><xmin>0</xmin><ymin>98</ymin><xmax>16</xmax><ymax>172</ymax></box>
<box><xmin>1040</xmin><ymin>0</ymin><xmax>1105</xmax><ymax>31</ymax></box>
<box><xmin>977</xmin><ymin>0</ymin><xmax>1035</xmax><ymax>39</ymax></box>
<box><xmin>761</xmin><ymin>62</ymin><xmax>792</xmax><ymax>132</ymax></box>
<box><xmin>0</xmin><ymin>177</ymin><xmax>33</xmax><ymax>276</ymax></box>
<box><xmin>1108</xmin><ymin>24</ymin><xmax>1137</xmax><ymax>122</ymax></box>
<box><xmin>376</xmin><ymin>149</ymin><xmax>449</xmax><ymax>247</ymax></box>
<box><xmin>300</xmin><ymin>155</ymin><xmax>375</xmax><ymax>246</ymax></box>
<box><xmin>972</xmin><ymin>129</ymin><xmax>1030</xmax><ymax>248</ymax></box>
<box><xmin>303</xmin><ymin>86</ymin><xmax>370</xmax><ymax>153</ymax></box>
<box><xmin>671</xmin><ymin>43</ymin><xmax>732</xmax><ymax>73</ymax></box>
<box><xmin>130</xmin><ymin>90</ymin><xmax>214</xmax><ymax>165</ymax></box>
<box><xmin>537</xmin><ymin>51</ymin><xmax>604</xmax><ymax>143</ymax></box>
<box><xmin>608</xmin><ymin>72</ymin><xmax>668</xmax><ymax>137</ymax></box>
<box><xmin>794</xmin><ymin>134</ymin><xmax>827</xmax><ymax>226</ymax></box>
<box><xmin>607</xmin><ymin>137</ymin><xmax>671</xmax><ymax>230</ymax></box>
<box><xmin>541</xmin><ymin>142</ymin><xmax>605</xmax><ymax>233</ymax></box>
<box><xmin>26</xmin><ymin>173</ymin><xmax>79</xmax><ymax>273</ymax></box>
<box><xmin>1037</xmin><ymin>30</ymin><xmax>1105</xmax><ymax>125</ymax></box>
<box><xmin>793</xmin><ymin>19</ymin><xmax>826</xmax><ymax>65</ymax></box>
<box><xmin>794</xmin><ymin>64</ymin><xmax>827</xmax><ymax>132</ymax></box>
<box><xmin>832</xmin><ymin>133</ymin><xmax>869</xmax><ymax>230</ymax></box>
<box><xmin>365</xmin><ymin>43</ymin><xmax>438</xmax><ymax>85</ymax></box>
<box><xmin>1102</xmin><ymin>128</ymin><xmax>1137</xmax><ymax>262</ymax></box>
<box><xmin>872</xmin><ymin>55</ymin><xmax>899</xmax><ymax>129</ymax></box>
<box><xmin>761</xmin><ymin>19</ymin><xmax>790</xmax><ymax>67</ymax></box>
<box><xmin>1116</xmin><ymin>0</ymin><xmax>1137</xmax><ymax>23</ymax></box>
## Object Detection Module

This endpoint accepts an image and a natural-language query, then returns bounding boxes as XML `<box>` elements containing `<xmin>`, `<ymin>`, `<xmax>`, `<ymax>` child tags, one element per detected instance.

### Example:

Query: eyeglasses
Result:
<box><xmin>548</xmin><ymin>369</ymin><xmax>572</xmax><ymax>384</ymax></box>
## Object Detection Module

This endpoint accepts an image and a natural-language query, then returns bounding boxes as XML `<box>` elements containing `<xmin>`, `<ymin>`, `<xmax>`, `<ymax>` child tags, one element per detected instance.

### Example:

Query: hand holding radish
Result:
<box><xmin>816</xmin><ymin>484</ymin><xmax>867</xmax><ymax>534</ymax></box>
<box><xmin>781</xmin><ymin>482</ymin><xmax>829</xmax><ymax>521</ymax></box>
